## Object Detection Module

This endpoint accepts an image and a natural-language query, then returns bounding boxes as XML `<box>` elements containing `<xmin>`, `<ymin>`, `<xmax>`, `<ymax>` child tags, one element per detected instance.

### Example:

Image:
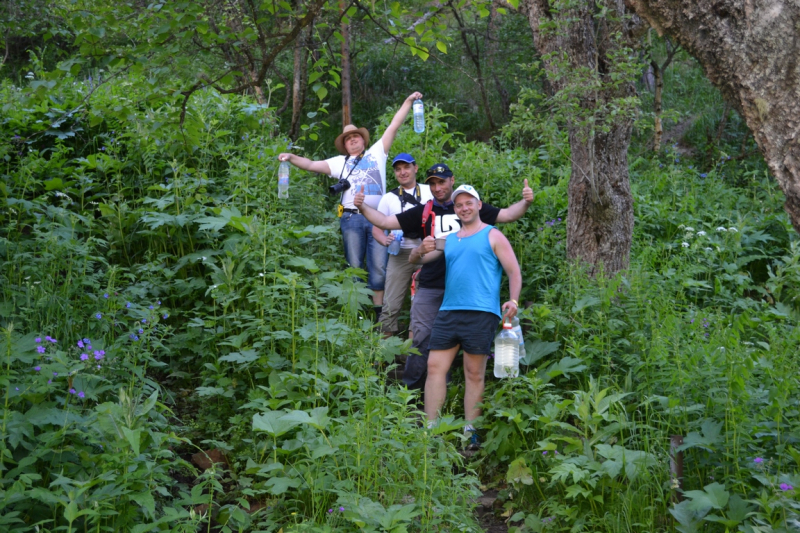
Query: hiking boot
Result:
<box><xmin>466</xmin><ymin>429</ymin><xmax>480</xmax><ymax>451</ymax></box>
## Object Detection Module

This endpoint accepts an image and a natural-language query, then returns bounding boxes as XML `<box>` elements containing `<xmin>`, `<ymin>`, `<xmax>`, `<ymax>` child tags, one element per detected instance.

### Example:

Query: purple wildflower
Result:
<box><xmin>46</xmin><ymin>336</ymin><xmax>57</xmax><ymax>343</ymax></box>
<box><xmin>69</xmin><ymin>388</ymin><xmax>76</xmax><ymax>394</ymax></box>
<box><xmin>339</xmin><ymin>507</ymin><xmax>345</xmax><ymax>512</ymax></box>
<box><xmin>83</xmin><ymin>338</ymin><xmax>90</xmax><ymax>343</ymax></box>
<box><xmin>78</xmin><ymin>391</ymin><xmax>85</xmax><ymax>399</ymax></box>
<box><xmin>104</xmin><ymin>293</ymin><xmax>109</xmax><ymax>298</ymax></box>
<box><xmin>95</xmin><ymin>313</ymin><xmax>102</xmax><ymax>319</ymax></box>
<box><xmin>142</xmin><ymin>319</ymin><xmax>147</xmax><ymax>324</ymax></box>
<box><xmin>53</xmin><ymin>372</ymin><xmax>58</xmax><ymax>376</ymax></box>
<box><xmin>149</xmin><ymin>305</ymin><xmax>154</xmax><ymax>310</ymax></box>
<box><xmin>34</xmin><ymin>366</ymin><xmax>41</xmax><ymax>371</ymax></box>
<box><xmin>700</xmin><ymin>173</ymin><xmax>707</xmax><ymax>178</ymax></box>
<box><xmin>94</xmin><ymin>352</ymin><xmax>104</xmax><ymax>360</ymax></box>
<box><xmin>328</xmin><ymin>509</ymin><xmax>333</xmax><ymax>513</ymax></box>
<box><xmin>754</xmin><ymin>457</ymin><xmax>763</xmax><ymax>463</ymax></box>
<box><xmin>80</xmin><ymin>353</ymin><xmax>89</xmax><ymax>361</ymax></box>
<box><xmin>35</xmin><ymin>337</ymin><xmax>42</xmax><ymax>343</ymax></box>
<box><xmin>780</xmin><ymin>483</ymin><xmax>793</xmax><ymax>491</ymax></box>
<box><xmin>163</xmin><ymin>314</ymin><xmax>168</xmax><ymax>319</ymax></box>
<box><xmin>126</xmin><ymin>302</ymin><xmax>131</xmax><ymax>308</ymax></box>
<box><xmin>77</xmin><ymin>340</ymin><xmax>85</xmax><ymax>348</ymax></box>
<box><xmin>37</xmin><ymin>346</ymin><xmax>46</xmax><ymax>353</ymax></box>
<box><xmin>157</xmin><ymin>300</ymin><xmax>161</xmax><ymax>305</ymax></box>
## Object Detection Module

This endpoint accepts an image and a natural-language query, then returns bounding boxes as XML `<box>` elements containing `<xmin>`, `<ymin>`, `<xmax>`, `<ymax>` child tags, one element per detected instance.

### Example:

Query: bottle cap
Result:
<box><xmin>503</xmin><ymin>322</ymin><xmax>512</xmax><ymax>329</ymax></box>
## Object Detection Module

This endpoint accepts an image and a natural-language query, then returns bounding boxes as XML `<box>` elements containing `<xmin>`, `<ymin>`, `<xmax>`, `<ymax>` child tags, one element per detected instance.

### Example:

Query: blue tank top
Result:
<box><xmin>440</xmin><ymin>225</ymin><xmax>502</xmax><ymax>317</ymax></box>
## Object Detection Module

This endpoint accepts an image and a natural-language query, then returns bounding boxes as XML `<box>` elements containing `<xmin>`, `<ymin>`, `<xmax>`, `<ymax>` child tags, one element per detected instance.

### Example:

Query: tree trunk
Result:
<box><xmin>451</xmin><ymin>4</ymin><xmax>496</xmax><ymax>131</ymax></box>
<box><xmin>567</xmin><ymin>124</ymin><xmax>635</xmax><ymax>275</ymax></box>
<box><xmin>652</xmin><ymin>59</ymin><xmax>664</xmax><ymax>151</ymax></box>
<box><xmin>521</xmin><ymin>0</ymin><xmax>639</xmax><ymax>275</ymax></box>
<box><xmin>486</xmin><ymin>2</ymin><xmax>510</xmax><ymax>119</ymax></box>
<box><xmin>340</xmin><ymin>0</ymin><xmax>352</xmax><ymax>127</ymax></box>
<box><xmin>290</xmin><ymin>22</ymin><xmax>312</xmax><ymax>141</ymax></box>
<box><xmin>628</xmin><ymin>0</ymin><xmax>800</xmax><ymax>235</ymax></box>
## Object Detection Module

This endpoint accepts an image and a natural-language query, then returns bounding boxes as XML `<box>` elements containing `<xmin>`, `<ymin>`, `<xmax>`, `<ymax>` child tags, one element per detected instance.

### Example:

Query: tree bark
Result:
<box><xmin>627</xmin><ymin>0</ymin><xmax>800</xmax><ymax>235</ymax></box>
<box><xmin>521</xmin><ymin>0</ymin><xmax>638</xmax><ymax>275</ymax></box>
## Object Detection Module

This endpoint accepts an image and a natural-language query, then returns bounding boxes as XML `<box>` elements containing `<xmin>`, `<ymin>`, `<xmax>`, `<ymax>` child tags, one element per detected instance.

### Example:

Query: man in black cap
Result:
<box><xmin>354</xmin><ymin>162</ymin><xmax>533</xmax><ymax>389</ymax></box>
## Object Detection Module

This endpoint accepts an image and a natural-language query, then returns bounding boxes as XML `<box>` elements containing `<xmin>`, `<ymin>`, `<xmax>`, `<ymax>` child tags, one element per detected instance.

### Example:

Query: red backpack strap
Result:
<box><xmin>421</xmin><ymin>200</ymin><xmax>434</xmax><ymax>238</ymax></box>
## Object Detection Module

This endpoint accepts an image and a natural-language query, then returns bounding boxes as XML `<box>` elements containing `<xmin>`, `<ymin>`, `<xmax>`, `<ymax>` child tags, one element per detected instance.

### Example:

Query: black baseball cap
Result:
<box><xmin>425</xmin><ymin>163</ymin><xmax>453</xmax><ymax>181</ymax></box>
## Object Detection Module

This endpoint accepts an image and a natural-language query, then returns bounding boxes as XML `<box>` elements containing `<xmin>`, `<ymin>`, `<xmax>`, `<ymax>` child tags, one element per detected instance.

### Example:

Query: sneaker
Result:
<box><xmin>466</xmin><ymin>429</ymin><xmax>480</xmax><ymax>451</ymax></box>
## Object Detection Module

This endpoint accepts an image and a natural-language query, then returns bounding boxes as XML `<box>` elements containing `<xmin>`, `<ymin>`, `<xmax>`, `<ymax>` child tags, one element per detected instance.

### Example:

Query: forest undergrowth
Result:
<box><xmin>1</xmin><ymin>61</ymin><xmax>799</xmax><ymax>533</ymax></box>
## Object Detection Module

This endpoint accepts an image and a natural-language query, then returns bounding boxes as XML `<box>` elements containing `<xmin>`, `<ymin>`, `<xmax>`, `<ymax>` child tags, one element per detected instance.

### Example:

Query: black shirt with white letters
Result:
<box><xmin>395</xmin><ymin>201</ymin><xmax>500</xmax><ymax>289</ymax></box>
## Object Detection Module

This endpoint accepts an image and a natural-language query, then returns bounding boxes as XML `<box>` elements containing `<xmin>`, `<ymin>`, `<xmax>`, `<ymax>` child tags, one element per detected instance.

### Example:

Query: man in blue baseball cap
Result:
<box><xmin>372</xmin><ymin>153</ymin><xmax>432</xmax><ymax>335</ymax></box>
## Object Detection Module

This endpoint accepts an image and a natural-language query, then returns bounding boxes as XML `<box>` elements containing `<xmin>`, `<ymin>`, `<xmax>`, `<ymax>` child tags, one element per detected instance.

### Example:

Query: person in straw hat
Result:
<box><xmin>278</xmin><ymin>91</ymin><xmax>423</xmax><ymax>316</ymax></box>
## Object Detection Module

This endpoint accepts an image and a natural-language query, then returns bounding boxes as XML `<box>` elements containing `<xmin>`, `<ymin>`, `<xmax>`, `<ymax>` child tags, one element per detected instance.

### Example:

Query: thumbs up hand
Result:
<box><xmin>522</xmin><ymin>178</ymin><xmax>534</xmax><ymax>204</ymax></box>
<box><xmin>354</xmin><ymin>185</ymin><xmax>366</xmax><ymax>208</ymax></box>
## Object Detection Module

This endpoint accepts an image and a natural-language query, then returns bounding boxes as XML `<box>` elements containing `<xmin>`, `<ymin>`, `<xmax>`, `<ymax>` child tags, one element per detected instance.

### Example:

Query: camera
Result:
<box><xmin>329</xmin><ymin>178</ymin><xmax>351</xmax><ymax>196</ymax></box>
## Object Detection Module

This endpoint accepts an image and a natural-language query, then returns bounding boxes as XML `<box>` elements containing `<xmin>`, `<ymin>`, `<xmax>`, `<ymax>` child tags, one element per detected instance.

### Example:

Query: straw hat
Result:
<box><xmin>334</xmin><ymin>124</ymin><xmax>370</xmax><ymax>155</ymax></box>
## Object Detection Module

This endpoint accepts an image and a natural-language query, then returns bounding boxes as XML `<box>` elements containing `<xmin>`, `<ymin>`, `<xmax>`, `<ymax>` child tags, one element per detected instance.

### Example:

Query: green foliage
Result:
<box><xmin>2</xmin><ymin>20</ymin><xmax>800</xmax><ymax>532</ymax></box>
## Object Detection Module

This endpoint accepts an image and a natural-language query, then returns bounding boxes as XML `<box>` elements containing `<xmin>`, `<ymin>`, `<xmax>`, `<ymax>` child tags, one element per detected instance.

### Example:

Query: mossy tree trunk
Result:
<box><xmin>521</xmin><ymin>0</ymin><xmax>640</xmax><ymax>275</ymax></box>
<box><xmin>628</xmin><ymin>0</ymin><xmax>800</xmax><ymax>235</ymax></box>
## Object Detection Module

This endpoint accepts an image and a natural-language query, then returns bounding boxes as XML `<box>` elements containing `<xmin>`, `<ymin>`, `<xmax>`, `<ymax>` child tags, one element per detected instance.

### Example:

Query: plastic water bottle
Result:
<box><xmin>387</xmin><ymin>230</ymin><xmax>403</xmax><ymax>255</ymax></box>
<box><xmin>413</xmin><ymin>99</ymin><xmax>425</xmax><ymax>133</ymax></box>
<box><xmin>494</xmin><ymin>322</ymin><xmax>519</xmax><ymax>378</ymax></box>
<box><xmin>278</xmin><ymin>161</ymin><xmax>290</xmax><ymax>199</ymax></box>
<box><xmin>511</xmin><ymin>316</ymin><xmax>525</xmax><ymax>362</ymax></box>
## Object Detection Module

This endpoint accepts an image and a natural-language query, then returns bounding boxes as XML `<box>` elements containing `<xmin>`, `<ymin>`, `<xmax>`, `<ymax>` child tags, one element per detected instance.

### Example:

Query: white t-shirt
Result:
<box><xmin>325</xmin><ymin>138</ymin><xmax>387</xmax><ymax>210</ymax></box>
<box><xmin>377</xmin><ymin>183</ymin><xmax>433</xmax><ymax>249</ymax></box>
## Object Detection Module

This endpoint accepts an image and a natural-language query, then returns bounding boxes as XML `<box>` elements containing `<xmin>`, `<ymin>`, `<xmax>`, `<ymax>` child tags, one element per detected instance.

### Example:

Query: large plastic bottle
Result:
<box><xmin>494</xmin><ymin>321</ymin><xmax>519</xmax><ymax>378</ymax></box>
<box><xmin>387</xmin><ymin>230</ymin><xmax>403</xmax><ymax>255</ymax></box>
<box><xmin>511</xmin><ymin>316</ymin><xmax>526</xmax><ymax>362</ymax></box>
<box><xmin>413</xmin><ymin>99</ymin><xmax>425</xmax><ymax>133</ymax></box>
<box><xmin>278</xmin><ymin>161</ymin><xmax>290</xmax><ymax>199</ymax></box>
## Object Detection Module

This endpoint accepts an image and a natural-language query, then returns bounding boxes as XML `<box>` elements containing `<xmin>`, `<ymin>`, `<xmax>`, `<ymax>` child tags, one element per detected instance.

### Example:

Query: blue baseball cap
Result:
<box><xmin>392</xmin><ymin>153</ymin><xmax>416</xmax><ymax>166</ymax></box>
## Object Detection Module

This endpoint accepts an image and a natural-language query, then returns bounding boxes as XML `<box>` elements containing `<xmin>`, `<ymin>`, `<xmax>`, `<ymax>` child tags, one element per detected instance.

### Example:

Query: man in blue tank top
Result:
<box><xmin>411</xmin><ymin>184</ymin><xmax>522</xmax><ymax>445</ymax></box>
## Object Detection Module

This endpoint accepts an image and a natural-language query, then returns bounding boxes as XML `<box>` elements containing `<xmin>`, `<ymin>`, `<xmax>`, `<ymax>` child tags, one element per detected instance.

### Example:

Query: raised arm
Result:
<box><xmin>489</xmin><ymin>228</ymin><xmax>522</xmax><ymax>320</ymax></box>
<box><xmin>381</xmin><ymin>91</ymin><xmax>423</xmax><ymax>153</ymax></box>
<box><xmin>496</xmin><ymin>178</ymin><xmax>534</xmax><ymax>224</ymax></box>
<box><xmin>277</xmin><ymin>153</ymin><xmax>331</xmax><ymax>176</ymax></box>
<box><xmin>354</xmin><ymin>186</ymin><xmax>402</xmax><ymax>230</ymax></box>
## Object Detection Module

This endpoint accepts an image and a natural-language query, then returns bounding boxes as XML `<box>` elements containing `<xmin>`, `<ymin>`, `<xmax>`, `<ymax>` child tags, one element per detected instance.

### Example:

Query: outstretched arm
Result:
<box><xmin>382</xmin><ymin>91</ymin><xmax>423</xmax><ymax>153</ymax></box>
<box><xmin>490</xmin><ymin>228</ymin><xmax>522</xmax><ymax>321</ymax></box>
<box><xmin>496</xmin><ymin>178</ymin><xmax>534</xmax><ymax>224</ymax></box>
<box><xmin>277</xmin><ymin>153</ymin><xmax>332</xmax><ymax>176</ymax></box>
<box><xmin>354</xmin><ymin>185</ymin><xmax>402</xmax><ymax>230</ymax></box>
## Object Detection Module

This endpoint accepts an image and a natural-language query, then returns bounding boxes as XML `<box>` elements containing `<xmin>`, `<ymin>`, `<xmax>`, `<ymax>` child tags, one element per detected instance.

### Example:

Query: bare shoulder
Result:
<box><xmin>488</xmin><ymin>227</ymin><xmax>508</xmax><ymax>243</ymax></box>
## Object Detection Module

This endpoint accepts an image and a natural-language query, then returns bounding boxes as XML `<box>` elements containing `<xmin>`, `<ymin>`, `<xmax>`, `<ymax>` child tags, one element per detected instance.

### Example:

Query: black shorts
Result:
<box><xmin>428</xmin><ymin>310</ymin><xmax>501</xmax><ymax>355</ymax></box>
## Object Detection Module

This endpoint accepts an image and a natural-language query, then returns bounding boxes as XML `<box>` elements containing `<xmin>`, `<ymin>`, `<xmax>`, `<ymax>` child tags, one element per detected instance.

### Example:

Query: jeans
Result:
<box><xmin>340</xmin><ymin>212</ymin><xmax>387</xmax><ymax>291</ymax></box>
